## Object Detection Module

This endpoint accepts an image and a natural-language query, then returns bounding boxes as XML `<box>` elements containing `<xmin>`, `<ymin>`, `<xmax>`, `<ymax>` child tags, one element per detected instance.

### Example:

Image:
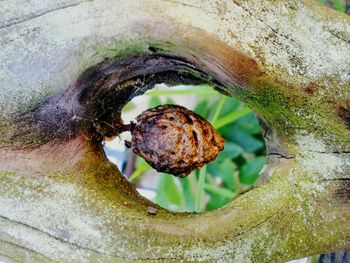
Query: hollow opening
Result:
<box><xmin>102</xmin><ymin>83</ymin><xmax>266</xmax><ymax>212</ymax></box>
<box><xmin>76</xmin><ymin>52</ymin><xmax>267</xmax><ymax>212</ymax></box>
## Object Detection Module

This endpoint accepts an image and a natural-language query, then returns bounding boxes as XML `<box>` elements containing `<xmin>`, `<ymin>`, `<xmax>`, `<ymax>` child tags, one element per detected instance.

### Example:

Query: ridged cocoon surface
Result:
<box><xmin>130</xmin><ymin>105</ymin><xmax>224</xmax><ymax>177</ymax></box>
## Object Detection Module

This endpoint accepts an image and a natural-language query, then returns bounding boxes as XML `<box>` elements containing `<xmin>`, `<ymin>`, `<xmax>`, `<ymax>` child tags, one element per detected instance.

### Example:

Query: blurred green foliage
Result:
<box><xmin>128</xmin><ymin>86</ymin><xmax>266</xmax><ymax>212</ymax></box>
<box><xmin>319</xmin><ymin>0</ymin><xmax>346</xmax><ymax>12</ymax></box>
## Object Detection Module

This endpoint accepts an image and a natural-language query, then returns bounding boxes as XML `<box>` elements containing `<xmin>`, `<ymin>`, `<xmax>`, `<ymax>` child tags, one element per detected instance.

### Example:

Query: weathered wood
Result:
<box><xmin>0</xmin><ymin>0</ymin><xmax>350</xmax><ymax>262</ymax></box>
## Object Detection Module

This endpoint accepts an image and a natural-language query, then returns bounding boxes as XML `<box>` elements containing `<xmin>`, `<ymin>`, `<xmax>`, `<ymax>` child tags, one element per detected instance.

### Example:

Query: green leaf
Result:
<box><xmin>206</xmin><ymin>159</ymin><xmax>237</xmax><ymax>197</ymax></box>
<box><xmin>208</xmin><ymin>159</ymin><xmax>237</xmax><ymax>191</ymax></box>
<box><xmin>207</xmin><ymin>162</ymin><xmax>221</xmax><ymax>177</ymax></box>
<box><xmin>149</xmin><ymin>97</ymin><xmax>162</xmax><ymax>108</ymax></box>
<box><xmin>239</xmin><ymin>156</ymin><xmax>266</xmax><ymax>185</ymax></box>
<box><xmin>217</xmin><ymin>141</ymin><xmax>242</xmax><ymax>161</ymax></box>
<box><xmin>333</xmin><ymin>0</ymin><xmax>345</xmax><ymax>12</ymax></box>
<box><xmin>123</xmin><ymin>101</ymin><xmax>136</xmax><ymax>112</ymax></box>
<box><xmin>194</xmin><ymin>100</ymin><xmax>210</xmax><ymax>118</ymax></box>
<box><xmin>203</xmin><ymin>183</ymin><xmax>235</xmax><ymax>199</ymax></box>
<box><xmin>135</xmin><ymin>155</ymin><xmax>145</xmax><ymax>166</ymax></box>
<box><xmin>225</xmin><ymin>129</ymin><xmax>264</xmax><ymax>153</ymax></box>
<box><xmin>234</xmin><ymin>113</ymin><xmax>261</xmax><ymax>135</ymax></box>
<box><xmin>205</xmin><ymin>192</ymin><xmax>230</xmax><ymax>211</ymax></box>
<box><xmin>218</xmin><ymin>159</ymin><xmax>237</xmax><ymax>192</ymax></box>
<box><xmin>214</xmin><ymin>107</ymin><xmax>251</xmax><ymax>129</ymax></box>
<box><xmin>156</xmin><ymin>174</ymin><xmax>184</xmax><ymax>209</ymax></box>
<box><xmin>210</xmin><ymin>97</ymin><xmax>226</xmax><ymax>124</ymax></box>
<box><xmin>218</xmin><ymin>97</ymin><xmax>242</xmax><ymax>118</ymax></box>
<box><xmin>129</xmin><ymin>160</ymin><xmax>150</xmax><ymax>184</ymax></box>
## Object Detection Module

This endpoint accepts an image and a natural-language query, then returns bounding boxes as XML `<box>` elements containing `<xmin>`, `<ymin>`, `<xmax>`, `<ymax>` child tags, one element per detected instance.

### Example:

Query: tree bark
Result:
<box><xmin>0</xmin><ymin>0</ymin><xmax>350</xmax><ymax>262</ymax></box>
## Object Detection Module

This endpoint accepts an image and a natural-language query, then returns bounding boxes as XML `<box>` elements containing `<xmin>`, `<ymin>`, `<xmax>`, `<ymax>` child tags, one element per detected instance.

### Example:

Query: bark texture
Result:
<box><xmin>0</xmin><ymin>0</ymin><xmax>350</xmax><ymax>262</ymax></box>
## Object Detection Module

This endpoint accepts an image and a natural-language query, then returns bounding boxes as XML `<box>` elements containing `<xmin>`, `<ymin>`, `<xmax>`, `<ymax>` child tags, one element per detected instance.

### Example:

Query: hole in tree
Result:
<box><xmin>76</xmin><ymin>52</ymin><xmax>267</xmax><ymax>213</ymax></box>
<box><xmin>102</xmin><ymin>83</ymin><xmax>266</xmax><ymax>212</ymax></box>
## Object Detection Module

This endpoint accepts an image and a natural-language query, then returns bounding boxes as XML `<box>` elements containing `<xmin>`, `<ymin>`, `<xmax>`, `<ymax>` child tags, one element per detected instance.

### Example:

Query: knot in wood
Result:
<box><xmin>130</xmin><ymin>105</ymin><xmax>224</xmax><ymax>177</ymax></box>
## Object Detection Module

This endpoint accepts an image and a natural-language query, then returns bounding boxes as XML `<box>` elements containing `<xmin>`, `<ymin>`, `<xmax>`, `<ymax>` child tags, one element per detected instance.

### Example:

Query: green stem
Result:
<box><xmin>129</xmin><ymin>161</ymin><xmax>150</xmax><ymax>183</ymax></box>
<box><xmin>195</xmin><ymin>165</ymin><xmax>207</xmax><ymax>212</ymax></box>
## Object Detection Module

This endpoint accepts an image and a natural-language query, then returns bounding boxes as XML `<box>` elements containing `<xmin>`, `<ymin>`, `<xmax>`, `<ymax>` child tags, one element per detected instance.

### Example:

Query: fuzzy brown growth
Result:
<box><xmin>129</xmin><ymin>105</ymin><xmax>224</xmax><ymax>177</ymax></box>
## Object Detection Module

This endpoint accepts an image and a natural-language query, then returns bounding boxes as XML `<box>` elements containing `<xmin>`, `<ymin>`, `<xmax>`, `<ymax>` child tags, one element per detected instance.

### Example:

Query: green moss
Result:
<box><xmin>226</xmin><ymin>81</ymin><xmax>350</xmax><ymax>151</ymax></box>
<box><xmin>106</xmin><ymin>40</ymin><xmax>179</xmax><ymax>59</ymax></box>
<box><xmin>0</xmin><ymin>119</ymin><xmax>15</xmax><ymax>144</ymax></box>
<box><xmin>0</xmin><ymin>154</ymin><xmax>348</xmax><ymax>262</ymax></box>
<box><xmin>146</xmin><ymin>40</ymin><xmax>178</xmax><ymax>53</ymax></box>
<box><xmin>108</xmin><ymin>41</ymin><xmax>149</xmax><ymax>59</ymax></box>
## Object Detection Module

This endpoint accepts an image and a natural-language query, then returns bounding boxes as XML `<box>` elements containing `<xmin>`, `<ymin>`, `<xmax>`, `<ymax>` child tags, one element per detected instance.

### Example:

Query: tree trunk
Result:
<box><xmin>0</xmin><ymin>0</ymin><xmax>350</xmax><ymax>262</ymax></box>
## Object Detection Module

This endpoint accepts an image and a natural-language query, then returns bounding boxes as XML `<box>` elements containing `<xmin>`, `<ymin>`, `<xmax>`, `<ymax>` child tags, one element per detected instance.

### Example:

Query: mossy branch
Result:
<box><xmin>0</xmin><ymin>0</ymin><xmax>350</xmax><ymax>262</ymax></box>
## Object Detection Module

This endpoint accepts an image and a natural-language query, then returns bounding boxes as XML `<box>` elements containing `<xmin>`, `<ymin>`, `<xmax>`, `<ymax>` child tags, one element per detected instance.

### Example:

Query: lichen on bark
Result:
<box><xmin>1</xmin><ymin>0</ymin><xmax>350</xmax><ymax>262</ymax></box>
